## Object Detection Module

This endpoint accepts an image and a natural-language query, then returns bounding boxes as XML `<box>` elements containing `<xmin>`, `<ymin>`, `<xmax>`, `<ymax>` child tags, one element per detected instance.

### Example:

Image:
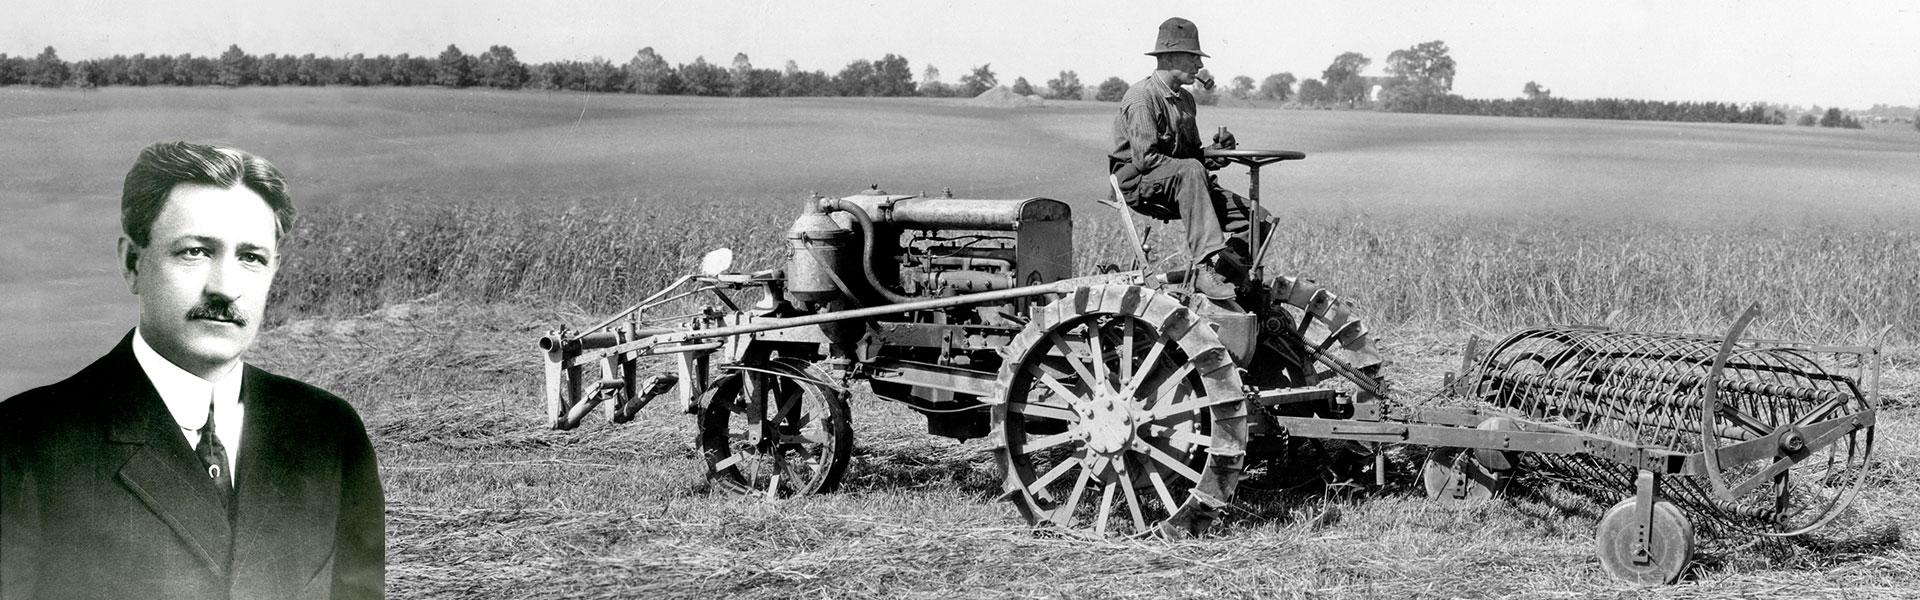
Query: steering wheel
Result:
<box><xmin>1203</xmin><ymin>148</ymin><xmax>1308</xmax><ymax>168</ymax></box>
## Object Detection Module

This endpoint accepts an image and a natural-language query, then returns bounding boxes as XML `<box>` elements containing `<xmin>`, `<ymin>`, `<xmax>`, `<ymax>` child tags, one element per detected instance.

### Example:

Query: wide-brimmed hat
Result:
<box><xmin>1146</xmin><ymin>17</ymin><xmax>1209</xmax><ymax>57</ymax></box>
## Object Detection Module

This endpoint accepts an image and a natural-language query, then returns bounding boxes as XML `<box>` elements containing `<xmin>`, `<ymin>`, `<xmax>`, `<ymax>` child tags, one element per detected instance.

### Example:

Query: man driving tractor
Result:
<box><xmin>1109</xmin><ymin>17</ymin><xmax>1270</xmax><ymax>301</ymax></box>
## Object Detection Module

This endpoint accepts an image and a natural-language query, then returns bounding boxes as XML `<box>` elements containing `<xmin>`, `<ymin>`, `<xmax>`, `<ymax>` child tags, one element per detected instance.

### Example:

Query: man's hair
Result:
<box><xmin>121</xmin><ymin>141</ymin><xmax>295</xmax><ymax>247</ymax></box>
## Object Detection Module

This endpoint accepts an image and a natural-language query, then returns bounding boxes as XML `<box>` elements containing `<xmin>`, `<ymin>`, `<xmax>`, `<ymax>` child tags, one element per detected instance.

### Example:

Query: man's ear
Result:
<box><xmin>117</xmin><ymin>237</ymin><xmax>140</xmax><ymax>293</ymax></box>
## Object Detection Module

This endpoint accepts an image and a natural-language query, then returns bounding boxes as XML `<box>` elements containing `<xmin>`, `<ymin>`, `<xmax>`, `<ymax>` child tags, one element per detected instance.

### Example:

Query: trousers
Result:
<box><xmin>1125</xmin><ymin>157</ymin><xmax>1268</xmax><ymax>263</ymax></box>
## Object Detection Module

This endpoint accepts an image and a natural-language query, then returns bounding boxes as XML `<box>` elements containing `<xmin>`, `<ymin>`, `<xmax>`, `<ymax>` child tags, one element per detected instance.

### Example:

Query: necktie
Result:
<box><xmin>196</xmin><ymin>399</ymin><xmax>233</xmax><ymax>496</ymax></box>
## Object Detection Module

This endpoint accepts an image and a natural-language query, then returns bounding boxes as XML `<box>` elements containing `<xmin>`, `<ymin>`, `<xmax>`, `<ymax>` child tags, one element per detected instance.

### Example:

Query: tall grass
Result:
<box><xmin>275</xmin><ymin>194</ymin><xmax>1918</xmax><ymax>347</ymax></box>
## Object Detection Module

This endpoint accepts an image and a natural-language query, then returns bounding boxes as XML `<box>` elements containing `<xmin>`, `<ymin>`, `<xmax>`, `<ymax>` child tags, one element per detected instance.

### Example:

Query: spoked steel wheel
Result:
<box><xmin>994</xmin><ymin>285</ymin><xmax>1248</xmax><ymax>536</ymax></box>
<box><xmin>698</xmin><ymin>358</ymin><xmax>853</xmax><ymax>497</ymax></box>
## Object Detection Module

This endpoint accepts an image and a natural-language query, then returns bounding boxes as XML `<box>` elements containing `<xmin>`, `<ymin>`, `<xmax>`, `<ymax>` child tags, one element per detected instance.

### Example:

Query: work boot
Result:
<box><xmin>1190</xmin><ymin>260</ymin><xmax>1238</xmax><ymax>300</ymax></box>
<box><xmin>1208</xmin><ymin>248</ymin><xmax>1250</xmax><ymax>286</ymax></box>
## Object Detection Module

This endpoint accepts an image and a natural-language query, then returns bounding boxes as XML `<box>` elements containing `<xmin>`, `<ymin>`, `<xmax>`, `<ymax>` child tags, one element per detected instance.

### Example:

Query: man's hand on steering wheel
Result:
<box><xmin>1203</xmin><ymin>126</ymin><xmax>1237</xmax><ymax>170</ymax></box>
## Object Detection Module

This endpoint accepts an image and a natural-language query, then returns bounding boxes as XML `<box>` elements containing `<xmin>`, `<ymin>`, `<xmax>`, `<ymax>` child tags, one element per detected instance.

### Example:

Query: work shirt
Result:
<box><xmin>132</xmin><ymin>327</ymin><xmax>245</xmax><ymax>475</ymax></box>
<box><xmin>1109</xmin><ymin>73</ymin><xmax>1204</xmax><ymax>176</ymax></box>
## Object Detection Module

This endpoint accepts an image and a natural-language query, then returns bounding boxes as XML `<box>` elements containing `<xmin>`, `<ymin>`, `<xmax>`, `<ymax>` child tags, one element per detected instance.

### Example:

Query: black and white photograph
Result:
<box><xmin>3</xmin><ymin>1</ymin><xmax>1916</xmax><ymax>597</ymax></box>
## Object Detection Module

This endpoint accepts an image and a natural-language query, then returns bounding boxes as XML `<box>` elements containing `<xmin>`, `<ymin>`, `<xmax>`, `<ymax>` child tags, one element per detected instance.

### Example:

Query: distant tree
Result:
<box><xmin>1321</xmin><ymin>52</ymin><xmax>1371</xmax><ymax>105</ymax></box>
<box><xmin>72</xmin><ymin>60</ymin><xmax>101</xmax><ymax>89</ymax></box>
<box><xmin>960</xmin><ymin>64</ymin><xmax>997</xmax><ymax>97</ymax></box>
<box><xmin>216</xmin><ymin>44</ymin><xmax>252</xmax><ymax>87</ymax></box>
<box><xmin>477</xmin><ymin>45</ymin><xmax>528</xmax><ymax>89</ymax></box>
<box><xmin>1228</xmin><ymin>75</ymin><xmax>1255</xmax><ymax>100</ymax></box>
<box><xmin>29</xmin><ymin>46</ymin><xmax>69</xmax><ymax>88</ymax></box>
<box><xmin>343</xmin><ymin>53</ymin><xmax>372</xmax><ymax>86</ymax></box>
<box><xmin>624</xmin><ymin>47</ymin><xmax>673</xmax><ymax>94</ymax></box>
<box><xmin>1819</xmin><ymin>107</ymin><xmax>1862</xmax><ymax>129</ymax></box>
<box><xmin>581</xmin><ymin>58</ymin><xmax>622</xmax><ymax>92</ymax></box>
<box><xmin>1522</xmin><ymin>80</ymin><xmax>1551</xmax><ymax>100</ymax></box>
<box><xmin>679</xmin><ymin>57</ymin><xmax>731</xmax><ymax>96</ymax></box>
<box><xmin>1296</xmin><ymin>78</ymin><xmax>1330</xmax><ymax>105</ymax></box>
<box><xmin>1095</xmin><ymin>76</ymin><xmax>1129</xmax><ymax>102</ymax></box>
<box><xmin>729</xmin><ymin>53</ymin><xmax>753</xmax><ymax>96</ymax></box>
<box><xmin>435</xmin><ymin>45</ymin><xmax>472</xmax><ymax>87</ymax></box>
<box><xmin>919</xmin><ymin>65</ymin><xmax>952</xmax><ymax>97</ymax></box>
<box><xmin>1011</xmin><ymin>76</ymin><xmax>1033</xmax><ymax>96</ymax></box>
<box><xmin>833</xmin><ymin>59</ymin><xmax>876</xmax><ymax>95</ymax></box>
<box><xmin>1380</xmin><ymin>41</ymin><xmax>1453</xmax><ymax>110</ymax></box>
<box><xmin>780</xmin><ymin>66</ymin><xmax>829</xmax><ymax>96</ymax></box>
<box><xmin>1914</xmin><ymin>111</ymin><xmax>1919</xmax><ymax>132</ymax></box>
<box><xmin>1257</xmin><ymin>72</ymin><xmax>1296</xmax><ymax>101</ymax></box>
<box><xmin>170</xmin><ymin>54</ymin><xmax>196</xmax><ymax>86</ymax></box>
<box><xmin>1046</xmin><ymin>70</ymin><xmax>1083</xmax><ymax>100</ymax></box>
<box><xmin>871</xmin><ymin>54</ymin><xmax>915</xmax><ymax>96</ymax></box>
<box><xmin>737</xmin><ymin>67</ymin><xmax>781</xmax><ymax>97</ymax></box>
<box><xmin>1384</xmin><ymin>41</ymin><xmax>1454</xmax><ymax>92</ymax></box>
<box><xmin>1795</xmin><ymin>114</ymin><xmax>1818</xmax><ymax>126</ymax></box>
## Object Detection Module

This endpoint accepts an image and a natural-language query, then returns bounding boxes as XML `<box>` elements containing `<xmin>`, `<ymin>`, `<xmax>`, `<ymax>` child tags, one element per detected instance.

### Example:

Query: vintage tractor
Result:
<box><xmin>535</xmin><ymin>149</ymin><xmax>1879</xmax><ymax>584</ymax></box>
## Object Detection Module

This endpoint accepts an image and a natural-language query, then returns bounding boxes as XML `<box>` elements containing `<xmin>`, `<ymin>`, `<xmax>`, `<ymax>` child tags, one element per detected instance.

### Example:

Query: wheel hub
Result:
<box><xmin>1079</xmin><ymin>392</ymin><xmax>1138</xmax><ymax>455</ymax></box>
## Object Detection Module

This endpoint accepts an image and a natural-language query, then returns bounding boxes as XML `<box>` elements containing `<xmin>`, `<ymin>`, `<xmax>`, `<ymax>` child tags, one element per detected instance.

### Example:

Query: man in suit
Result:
<box><xmin>1</xmin><ymin>142</ymin><xmax>384</xmax><ymax>599</ymax></box>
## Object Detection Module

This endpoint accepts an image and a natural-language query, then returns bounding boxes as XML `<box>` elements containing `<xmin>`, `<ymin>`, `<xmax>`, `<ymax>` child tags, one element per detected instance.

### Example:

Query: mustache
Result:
<box><xmin>186</xmin><ymin>297</ymin><xmax>247</xmax><ymax>326</ymax></box>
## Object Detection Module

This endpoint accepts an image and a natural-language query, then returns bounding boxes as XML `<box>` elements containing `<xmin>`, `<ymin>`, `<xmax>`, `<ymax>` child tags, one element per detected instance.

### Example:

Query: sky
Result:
<box><xmin>5</xmin><ymin>0</ymin><xmax>1917</xmax><ymax>109</ymax></box>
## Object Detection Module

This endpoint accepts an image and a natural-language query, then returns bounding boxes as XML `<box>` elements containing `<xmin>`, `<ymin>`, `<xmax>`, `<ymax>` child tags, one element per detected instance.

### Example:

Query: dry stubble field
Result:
<box><xmin>5</xmin><ymin>87</ymin><xmax>1919</xmax><ymax>598</ymax></box>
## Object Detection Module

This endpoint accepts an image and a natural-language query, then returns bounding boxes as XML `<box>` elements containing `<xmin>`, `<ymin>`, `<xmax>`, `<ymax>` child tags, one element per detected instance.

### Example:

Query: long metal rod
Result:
<box><xmin>657</xmin><ymin>275</ymin><xmax>1130</xmax><ymax>345</ymax></box>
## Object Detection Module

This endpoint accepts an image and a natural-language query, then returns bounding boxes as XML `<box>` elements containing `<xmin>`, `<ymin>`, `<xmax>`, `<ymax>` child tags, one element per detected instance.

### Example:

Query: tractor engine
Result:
<box><xmin>785</xmin><ymin>190</ymin><xmax>1073</xmax><ymax>311</ymax></box>
<box><xmin>781</xmin><ymin>189</ymin><xmax>1073</xmax><ymax>440</ymax></box>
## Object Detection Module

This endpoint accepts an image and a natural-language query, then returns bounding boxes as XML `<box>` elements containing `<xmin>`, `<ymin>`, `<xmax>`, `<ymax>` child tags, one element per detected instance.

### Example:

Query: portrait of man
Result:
<box><xmin>1</xmin><ymin>142</ymin><xmax>384</xmax><ymax>600</ymax></box>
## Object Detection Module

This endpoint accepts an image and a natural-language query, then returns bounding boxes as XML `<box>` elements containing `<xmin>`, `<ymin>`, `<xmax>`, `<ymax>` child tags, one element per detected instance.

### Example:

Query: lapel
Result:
<box><xmin>100</xmin><ymin>332</ymin><xmax>235</xmax><ymax>576</ymax></box>
<box><xmin>228</xmin><ymin>365</ymin><xmax>337</xmax><ymax>578</ymax></box>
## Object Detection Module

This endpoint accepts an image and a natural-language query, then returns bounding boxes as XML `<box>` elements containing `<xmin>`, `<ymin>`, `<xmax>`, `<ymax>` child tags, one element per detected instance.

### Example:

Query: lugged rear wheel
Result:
<box><xmin>994</xmin><ymin>285</ymin><xmax>1248</xmax><ymax>536</ymax></box>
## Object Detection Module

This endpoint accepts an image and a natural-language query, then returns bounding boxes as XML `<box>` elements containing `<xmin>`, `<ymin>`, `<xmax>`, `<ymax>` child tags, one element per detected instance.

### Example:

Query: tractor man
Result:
<box><xmin>1109</xmin><ymin>16</ymin><xmax>1267</xmax><ymax>300</ymax></box>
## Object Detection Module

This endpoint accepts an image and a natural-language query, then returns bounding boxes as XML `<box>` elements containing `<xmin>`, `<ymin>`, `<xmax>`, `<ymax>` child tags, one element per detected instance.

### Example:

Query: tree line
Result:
<box><xmin>4</xmin><ymin>43</ymin><xmax>1892</xmax><ymax>130</ymax></box>
<box><xmin>0</xmin><ymin>44</ymin><xmax>1066</xmax><ymax>99</ymax></box>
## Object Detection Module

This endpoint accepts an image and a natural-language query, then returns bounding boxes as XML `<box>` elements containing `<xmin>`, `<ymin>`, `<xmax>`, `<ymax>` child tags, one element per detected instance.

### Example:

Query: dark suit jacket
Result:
<box><xmin>1</xmin><ymin>332</ymin><xmax>383</xmax><ymax>600</ymax></box>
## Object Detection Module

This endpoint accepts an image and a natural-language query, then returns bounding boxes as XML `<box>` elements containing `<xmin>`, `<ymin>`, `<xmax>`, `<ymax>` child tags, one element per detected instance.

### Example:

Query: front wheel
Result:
<box><xmin>697</xmin><ymin>359</ymin><xmax>853</xmax><ymax>497</ymax></box>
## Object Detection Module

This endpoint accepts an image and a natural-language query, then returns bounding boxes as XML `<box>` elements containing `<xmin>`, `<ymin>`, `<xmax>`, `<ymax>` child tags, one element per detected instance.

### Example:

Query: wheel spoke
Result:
<box><xmin>1135</xmin><ymin>438</ymin><xmax>1205</xmax><ymax>484</ymax></box>
<box><xmin>1029</xmin><ymin>363</ymin><xmax>1087</xmax><ymax>408</ymax></box>
<box><xmin>1056</xmin><ymin>454</ymin><xmax>1100</xmax><ymax>524</ymax></box>
<box><xmin>1094</xmin><ymin>480</ymin><xmax>1118</xmax><ymax>536</ymax></box>
<box><xmin>1007</xmin><ymin>399</ymin><xmax>1079</xmax><ymax>422</ymax></box>
<box><xmin>1028</xmin><ymin>453</ymin><xmax>1084</xmax><ymax>495</ymax></box>
<box><xmin>1151</xmin><ymin>384</ymin><xmax>1241</xmax><ymax>420</ymax></box>
<box><xmin>1118</xmin><ymin>338</ymin><xmax>1173</xmax><ymax>399</ymax></box>
<box><xmin>1147</xmin><ymin>467</ymin><xmax>1179</xmax><ymax>510</ymax></box>
<box><xmin>780</xmin><ymin>429</ymin><xmax>828</xmax><ymax>446</ymax></box>
<box><xmin>1021</xmin><ymin>430</ymin><xmax>1083</xmax><ymax>455</ymax></box>
<box><xmin>1116</xmin><ymin>459</ymin><xmax>1148</xmax><ymax>532</ymax></box>
<box><xmin>1138</xmin><ymin>363</ymin><xmax>1197</xmax><ymax>411</ymax></box>
<box><xmin>1087</xmin><ymin>320</ymin><xmax>1112</xmax><ymax>395</ymax></box>
<box><xmin>1046</xmin><ymin>331</ymin><xmax>1100</xmax><ymax>390</ymax></box>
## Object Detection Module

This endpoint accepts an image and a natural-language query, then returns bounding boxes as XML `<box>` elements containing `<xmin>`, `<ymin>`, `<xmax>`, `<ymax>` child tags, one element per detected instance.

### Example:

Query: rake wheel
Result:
<box><xmin>1594</xmin><ymin>496</ymin><xmax>1695</xmax><ymax>585</ymax></box>
<box><xmin>993</xmin><ymin>285</ymin><xmax>1248</xmax><ymax>537</ymax></box>
<box><xmin>697</xmin><ymin>359</ymin><xmax>853</xmax><ymax>497</ymax></box>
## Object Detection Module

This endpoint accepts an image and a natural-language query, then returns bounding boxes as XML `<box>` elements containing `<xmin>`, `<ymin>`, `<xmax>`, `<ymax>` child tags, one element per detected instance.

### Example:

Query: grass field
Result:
<box><xmin>4</xmin><ymin>87</ymin><xmax>1919</xmax><ymax>598</ymax></box>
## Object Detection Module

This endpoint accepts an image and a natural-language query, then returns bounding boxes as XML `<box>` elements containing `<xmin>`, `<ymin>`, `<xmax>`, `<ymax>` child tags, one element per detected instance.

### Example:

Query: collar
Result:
<box><xmin>1149</xmin><ymin>72</ymin><xmax>1183</xmax><ymax>99</ymax></box>
<box><xmin>132</xmin><ymin>328</ymin><xmax>244</xmax><ymax>432</ymax></box>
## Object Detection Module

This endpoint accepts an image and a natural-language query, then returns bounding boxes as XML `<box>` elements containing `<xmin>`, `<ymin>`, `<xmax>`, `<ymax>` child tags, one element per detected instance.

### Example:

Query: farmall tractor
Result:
<box><xmin>536</xmin><ymin>149</ymin><xmax>1879</xmax><ymax>584</ymax></box>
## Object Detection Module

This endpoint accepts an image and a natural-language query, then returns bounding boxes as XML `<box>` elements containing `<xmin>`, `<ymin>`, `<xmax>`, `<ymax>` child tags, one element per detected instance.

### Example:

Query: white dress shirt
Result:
<box><xmin>131</xmin><ymin>328</ymin><xmax>245</xmax><ymax>475</ymax></box>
